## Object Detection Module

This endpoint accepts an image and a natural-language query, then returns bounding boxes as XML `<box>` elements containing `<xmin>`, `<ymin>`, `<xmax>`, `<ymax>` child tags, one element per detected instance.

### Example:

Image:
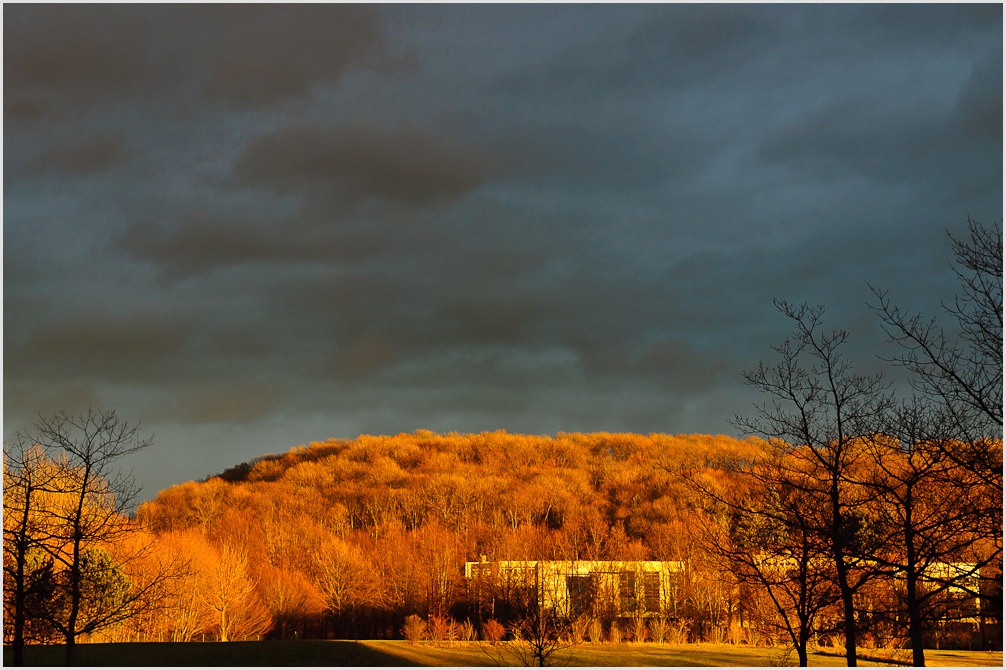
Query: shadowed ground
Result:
<box><xmin>4</xmin><ymin>640</ymin><xmax>1002</xmax><ymax>667</ymax></box>
<box><xmin>3</xmin><ymin>640</ymin><xmax>419</xmax><ymax>666</ymax></box>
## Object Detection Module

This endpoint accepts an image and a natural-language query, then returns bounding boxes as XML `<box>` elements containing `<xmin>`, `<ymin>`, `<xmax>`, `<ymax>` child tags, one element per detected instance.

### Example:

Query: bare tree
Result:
<box><xmin>312</xmin><ymin>535</ymin><xmax>382</xmax><ymax>620</ymax></box>
<box><xmin>16</xmin><ymin>409</ymin><xmax>153</xmax><ymax>665</ymax></box>
<box><xmin>735</xmin><ymin>300</ymin><xmax>892</xmax><ymax>666</ymax></box>
<box><xmin>3</xmin><ymin>442</ymin><xmax>61</xmax><ymax>665</ymax></box>
<box><xmin>870</xmin><ymin>218</ymin><xmax>1003</xmax><ymax>646</ymax></box>
<box><xmin>479</xmin><ymin>563</ymin><xmax>577</xmax><ymax>667</ymax></box>
<box><xmin>870</xmin><ymin>218</ymin><xmax>1002</xmax><ymax>491</ymax></box>
<box><xmin>686</xmin><ymin>452</ymin><xmax>842</xmax><ymax>667</ymax></box>
<box><xmin>859</xmin><ymin>398</ymin><xmax>997</xmax><ymax>667</ymax></box>
<box><xmin>201</xmin><ymin>543</ymin><xmax>272</xmax><ymax>642</ymax></box>
<box><xmin>510</xmin><ymin>568</ymin><xmax>575</xmax><ymax>667</ymax></box>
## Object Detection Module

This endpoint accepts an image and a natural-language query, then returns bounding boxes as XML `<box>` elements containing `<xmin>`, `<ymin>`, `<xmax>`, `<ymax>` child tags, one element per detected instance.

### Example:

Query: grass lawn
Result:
<box><xmin>363</xmin><ymin>641</ymin><xmax>1004</xmax><ymax>667</ymax></box>
<box><xmin>5</xmin><ymin>640</ymin><xmax>1003</xmax><ymax>667</ymax></box>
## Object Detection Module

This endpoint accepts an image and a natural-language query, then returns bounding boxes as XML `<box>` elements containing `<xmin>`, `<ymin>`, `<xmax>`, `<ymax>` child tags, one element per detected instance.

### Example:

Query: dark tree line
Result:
<box><xmin>719</xmin><ymin>219</ymin><xmax>1002</xmax><ymax>667</ymax></box>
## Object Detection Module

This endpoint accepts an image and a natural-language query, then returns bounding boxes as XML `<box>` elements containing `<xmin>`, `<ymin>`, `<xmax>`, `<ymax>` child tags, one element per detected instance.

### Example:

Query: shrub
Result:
<box><xmin>632</xmin><ymin>617</ymin><xmax>647</xmax><ymax>643</ymax></box>
<box><xmin>483</xmin><ymin>618</ymin><xmax>505</xmax><ymax>645</ymax></box>
<box><xmin>609</xmin><ymin>621</ymin><xmax>622</xmax><ymax>644</ymax></box>
<box><xmin>403</xmin><ymin>615</ymin><xmax>426</xmax><ymax>645</ymax></box>
<box><xmin>668</xmin><ymin>619</ymin><xmax>690</xmax><ymax>645</ymax></box>
<box><xmin>570</xmin><ymin>615</ymin><xmax>590</xmax><ymax>645</ymax></box>
<box><xmin>588</xmin><ymin>618</ymin><xmax>603</xmax><ymax>644</ymax></box>
<box><xmin>428</xmin><ymin>614</ymin><xmax>453</xmax><ymax>646</ymax></box>
<box><xmin>649</xmin><ymin>618</ymin><xmax>668</xmax><ymax>645</ymax></box>
<box><xmin>459</xmin><ymin>619</ymin><xmax>476</xmax><ymax>642</ymax></box>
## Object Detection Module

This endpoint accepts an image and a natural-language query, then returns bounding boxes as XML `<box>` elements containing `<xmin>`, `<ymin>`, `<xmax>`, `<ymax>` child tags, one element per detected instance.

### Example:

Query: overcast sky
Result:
<box><xmin>4</xmin><ymin>4</ymin><xmax>1002</xmax><ymax>499</ymax></box>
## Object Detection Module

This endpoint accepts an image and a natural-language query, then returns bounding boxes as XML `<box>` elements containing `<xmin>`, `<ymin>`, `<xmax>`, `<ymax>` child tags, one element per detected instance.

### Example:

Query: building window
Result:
<box><xmin>567</xmin><ymin>575</ymin><xmax>597</xmax><ymax>618</ymax></box>
<box><xmin>618</xmin><ymin>572</ymin><xmax>637</xmax><ymax>613</ymax></box>
<box><xmin>642</xmin><ymin>573</ymin><xmax>660</xmax><ymax>613</ymax></box>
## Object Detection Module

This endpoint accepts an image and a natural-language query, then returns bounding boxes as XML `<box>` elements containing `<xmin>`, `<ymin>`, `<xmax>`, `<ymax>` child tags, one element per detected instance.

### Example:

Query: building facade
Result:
<box><xmin>464</xmin><ymin>559</ymin><xmax>685</xmax><ymax>620</ymax></box>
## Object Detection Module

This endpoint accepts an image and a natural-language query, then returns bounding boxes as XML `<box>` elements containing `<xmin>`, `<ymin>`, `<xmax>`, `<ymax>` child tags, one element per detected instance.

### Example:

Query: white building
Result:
<box><xmin>464</xmin><ymin>559</ymin><xmax>685</xmax><ymax>619</ymax></box>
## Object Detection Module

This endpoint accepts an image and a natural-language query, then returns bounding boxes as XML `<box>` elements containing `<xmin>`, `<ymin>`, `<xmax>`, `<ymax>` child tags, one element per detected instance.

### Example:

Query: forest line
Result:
<box><xmin>4</xmin><ymin>428</ymin><xmax>1001</xmax><ymax>666</ymax></box>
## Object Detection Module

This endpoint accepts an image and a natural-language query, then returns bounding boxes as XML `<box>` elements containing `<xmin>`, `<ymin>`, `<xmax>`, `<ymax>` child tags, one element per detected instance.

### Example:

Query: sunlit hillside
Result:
<box><xmin>132</xmin><ymin>431</ymin><xmax>762</xmax><ymax>639</ymax></box>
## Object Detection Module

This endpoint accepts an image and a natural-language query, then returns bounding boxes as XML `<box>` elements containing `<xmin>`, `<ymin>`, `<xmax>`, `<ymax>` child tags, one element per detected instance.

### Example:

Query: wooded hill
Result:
<box><xmin>147</xmin><ymin>430</ymin><xmax>759</xmax><ymax>551</ymax></box>
<box><xmin>132</xmin><ymin>431</ymin><xmax>762</xmax><ymax>640</ymax></box>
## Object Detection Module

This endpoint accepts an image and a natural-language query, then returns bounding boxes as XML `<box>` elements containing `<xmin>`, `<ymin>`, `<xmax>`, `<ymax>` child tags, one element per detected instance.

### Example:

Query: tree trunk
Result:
<box><xmin>10</xmin><ymin>477</ymin><xmax>37</xmax><ymax>667</ymax></box>
<box><xmin>65</xmin><ymin>532</ymin><xmax>83</xmax><ymax>666</ymax></box>
<box><xmin>905</xmin><ymin>562</ymin><xmax>925</xmax><ymax>665</ymax></box>
<box><xmin>908</xmin><ymin>590</ymin><xmax>926</xmax><ymax>667</ymax></box>
<box><xmin>837</xmin><ymin>575</ymin><xmax>857</xmax><ymax>666</ymax></box>
<box><xmin>12</xmin><ymin>604</ymin><xmax>26</xmax><ymax>666</ymax></box>
<box><xmin>65</xmin><ymin>631</ymin><xmax>77</xmax><ymax>666</ymax></box>
<box><xmin>11</xmin><ymin>543</ymin><xmax>27</xmax><ymax>666</ymax></box>
<box><xmin>905</xmin><ymin>509</ymin><xmax>926</xmax><ymax>667</ymax></box>
<box><xmin>832</xmin><ymin>486</ymin><xmax>857</xmax><ymax>667</ymax></box>
<box><xmin>220</xmin><ymin>609</ymin><xmax>229</xmax><ymax>642</ymax></box>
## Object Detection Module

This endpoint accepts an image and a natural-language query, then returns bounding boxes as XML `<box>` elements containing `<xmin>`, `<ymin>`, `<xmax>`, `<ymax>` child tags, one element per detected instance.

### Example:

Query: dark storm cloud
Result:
<box><xmin>754</xmin><ymin>42</ymin><xmax>1002</xmax><ymax>201</ymax></box>
<box><xmin>489</xmin><ymin>5</ymin><xmax>779</xmax><ymax>105</ymax></box>
<box><xmin>3</xmin><ymin>4</ymin><xmax>387</xmax><ymax>117</ymax></box>
<box><xmin>955</xmin><ymin>48</ymin><xmax>1005</xmax><ymax>143</ymax></box>
<box><xmin>754</xmin><ymin>100</ymin><xmax>941</xmax><ymax>183</ymax></box>
<box><xmin>119</xmin><ymin>213</ymin><xmax>389</xmax><ymax>279</ymax></box>
<box><xmin>117</xmin><ymin>123</ymin><xmax>492</xmax><ymax>279</ymax></box>
<box><xmin>7</xmin><ymin>310</ymin><xmax>189</xmax><ymax>383</ymax></box>
<box><xmin>843</xmin><ymin>3</ymin><xmax>1002</xmax><ymax>47</ymax></box>
<box><xmin>188</xmin><ymin>5</ymin><xmax>388</xmax><ymax>108</ymax></box>
<box><xmin>255</xmin><ymin>237</ymin><xmax>712</xmax><ymax>393</ymax></box>
<box><xmin>25</xmin><ymin>131</ymin><xmax>132</xmax><ymax>176</ymax></box>
<box><xmin>4</xmin><ymin>5</ymin><xmax>1001</xmax><ymax>496</ymax></box>
<box><xmin>165</xmin><ymin>381</ymin><xmax>294</xmax><ymax>425</ymax></box>
<box><xmin>234</xmin><ymin>124</ymin><xmax>492</xmax><ymax>205</ymax></box>
<box><xmin>4</xmin><ymin>5</ymin><xmax>156</xmax><ymax>116</ymax></box>
<box><xmin>619</xmin><ymin>5</ymin><xmax>780</xmax><ymax>90</ymax></box>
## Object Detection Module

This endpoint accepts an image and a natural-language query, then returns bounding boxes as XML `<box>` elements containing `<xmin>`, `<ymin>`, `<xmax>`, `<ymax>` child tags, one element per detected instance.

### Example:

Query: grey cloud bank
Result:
<box><xmin>4</xmin><ymin>5</ymin><xmax>1001</xmax><ymax>498</ymax></box>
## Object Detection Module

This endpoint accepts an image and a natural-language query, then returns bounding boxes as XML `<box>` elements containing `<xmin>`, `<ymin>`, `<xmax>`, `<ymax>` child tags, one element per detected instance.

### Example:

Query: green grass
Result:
<box><xmin>5</xmin><ymin>640</ymin><xmax>1003</xmax><ymax>667</ymax></box>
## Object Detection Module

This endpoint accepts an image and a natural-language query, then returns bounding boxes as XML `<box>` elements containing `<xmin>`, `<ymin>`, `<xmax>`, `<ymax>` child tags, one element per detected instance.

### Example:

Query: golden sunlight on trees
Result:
<box><xmin>150</xmin><ymin>530</ymin><xmax>219</xmax><ymax>642</ymax></box>
<box><xmin>312</xmin><ymin>536</ymin><xmax>381</xmax><ymax>618</ymax></box>
<box><xmin>202</xmin><ymin>544</ymin><xmax>272</xmax><ymax>642</ymax></box>
<box><xmin>7</xmin><ymin>350</ymin><xmax>1000</xmax><ymax>663</ymax></box>
<box><xmin>3</xmin><ymin>225</ymin><xmax>998</xmax><ymax>664</ymax></box>
<box><xmin>3</xmin><ymin>445</ymin><xmax>61</xmax><ymax>665</ymax></box>
<box><xmin>118</xmin><ymin>424</ymin><xmax>998</xmax><ymax>655</ymax></box>
<box><xmin>685</xmin><ymin>448</ymin><xmax>841</xmax><ymax>666</ymax></box>
<box><xmin>3</xmin><ymin>410</ymin><xmax>166</xmax><ymax>666</ymax></box>
<box><xmin>255</xmin><ymin>564</ymin><xmax>326</xmax><ymax>639</ymax></box>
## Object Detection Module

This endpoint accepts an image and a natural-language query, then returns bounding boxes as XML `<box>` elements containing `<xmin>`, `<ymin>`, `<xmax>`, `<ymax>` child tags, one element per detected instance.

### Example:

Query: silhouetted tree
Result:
<box><xmin>735</xmin><ymin>300</ymin><xmax>892</xmax><ymax>666</ymax></box>
<box><xmin>868</xmin><ymin>219</ymin><xmax>1003</xmax><ymax>659</ymax></box>
<box><xmin>479</xmin><ymin>563</ymin><xmax>576</xmax><ymax>667</ymax></box>
<box><xmin>687</xmin><ymin>451</ymin><xmax>841</xmax><ymax>667</ymax></box>
<box><xmin>3</xmin><ymin>443</ymin><xmax>60</xmax><ymax>665</ymax></box>
<box><xmin>16</xmin><ymin>409</ymin><xmax>153</xmax><ymax>665</ymax></box>
<box><xmin>870</xmin><ymin>218</ymin><xmax>1002</xmax><ymax>496</ymax></box>
<box><xmin>859</xmin><ymin>399</ymin><xmax>996</xmax><ymax>667</ymax></box>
